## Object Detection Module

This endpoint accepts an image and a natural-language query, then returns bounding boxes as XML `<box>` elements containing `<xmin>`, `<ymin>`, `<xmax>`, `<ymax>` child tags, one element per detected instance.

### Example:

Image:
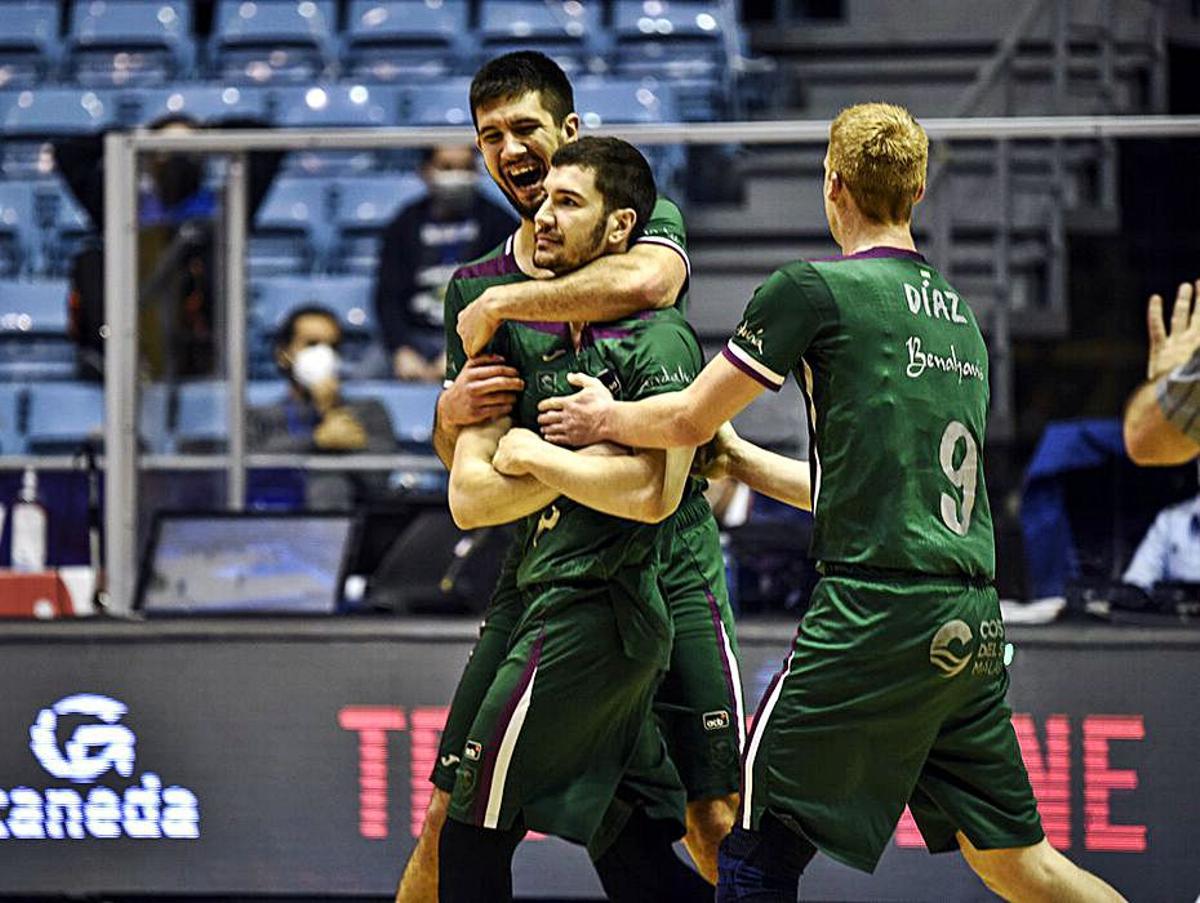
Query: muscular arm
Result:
<box><xmin>502</xmin><ymin>430</ymin><xmax>693</xmax><ymax>523</ymax></box>
<box><xmin>540</xmin><ymin>354</ymin><xmax>766</xmax><ymax>450</ymax></box>
<box><xmin>458</xmin><ymin>244</ymin><xmax>687</xmax><ymax>356</ymax></box>
<box><xmin>1123</xmin><ymin>381</ymin><xmax>1200</xmax><ymax>466</ymax></box>
<box><xmin>448</xmin><ymin>419</ymin><xmax>559</xmax><ymax>530</ymax></box>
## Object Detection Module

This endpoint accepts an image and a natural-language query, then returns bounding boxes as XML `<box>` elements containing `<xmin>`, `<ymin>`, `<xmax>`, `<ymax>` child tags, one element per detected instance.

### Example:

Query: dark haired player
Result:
<box><xmin>395</xmin><ymin>52</ymin><xmax>743</xmax><ymax>902</ymax></box>
<box><xmin>438</xmin><ymin>136</ymin><xmax>712</xmax><ymax>901</ymax></box>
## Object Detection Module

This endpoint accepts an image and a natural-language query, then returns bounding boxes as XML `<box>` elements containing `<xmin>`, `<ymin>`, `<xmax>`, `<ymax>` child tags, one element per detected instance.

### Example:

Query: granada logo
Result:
<box><xmin>929</xmin><ymin>620</ymin><xmax>973</xmax><ymax>678</ymax></box>
<box><xmin>0</xmin><ymin>694</ymin><xmax>200</xmax><ymax>840</ymax></box>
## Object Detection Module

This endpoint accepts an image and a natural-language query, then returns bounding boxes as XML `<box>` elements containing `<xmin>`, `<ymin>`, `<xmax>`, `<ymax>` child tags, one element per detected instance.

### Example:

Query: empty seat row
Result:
<box><xmin>0</xmin><ymin>1</ymin><xmax>733</xmax><ymax>94</ymax></box>
<box><xmin>0</xmin><ymin>378</ymin><xmax>440</xmax><ymax>454</ymax></box>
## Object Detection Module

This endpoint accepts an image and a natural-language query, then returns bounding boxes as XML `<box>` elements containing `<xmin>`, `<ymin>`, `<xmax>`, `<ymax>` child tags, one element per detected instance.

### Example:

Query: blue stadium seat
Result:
<box><xmin>574</xmin><ymin>75</ymin><xmax>678</xmax><ymax>125</ymax></box>
<box><xmin>277</xmin><ymin>84</ymin><xmax>404</xmax><ymax>176</ymax></box>
<box><xmin>575</xmin><ymin>76</ymin><xmax>685</xmax><ymax>195</ymax></box>
<box><xmin>479</xmin><ymin>1</ymin><xmax>603</xmax><ymax>75</ymax></box>
<box><xmin>402</xmin><ymin>78</ymin><xmax>474</xmax><ymax>126</ymax></box>
<box><xmin>0</xmin><ymin>88</ymin><xmax>116</xmax><ymax>176</ymax></box>
<box><xmin>250</xmin><ymin>176</ymin><xmax>331</xmax><ymax>274</ymax></box>
<box><xmin>0</xmin><ymin>2</ymin><xmax>61</xmax><ymax>89</ymax></box>
<box><xmin>172</xmin><ymin>379</ymin><xmax>287</xmax><ymax>451</ymax></box>
<box><xmin>331</xmin><ymin>173</ymin><xmax>425</xmax><ymax>273</ymax></box>
<box><xmin>212</xmin><ymin>0</ymin><xmax>336</xmax><ymax>85</ymax></box>
<box><xmin>28</xmin><ymin>382</ymin><xmax>177</xmax><ymax>454</ymax></box>
<box><xmin>25</xmin><ymin>382</ymin><xmax>104</xmax><ymax>453</ymax></box>
<box><xmin>341</xmin><ymin>380</ymin><xmax>438</xmax><ymax>447</ymax></box>
<box><xmin>34</xmin><ymin>181</ymin><xmax>94</xmax><ymax>277</ymax></box>
<box><xmin>251</xmin><ymin>274</ymin><xmax>375</xmax><ymax>336</ymax></box>
<box><xmin>0</xmin><ymin>383</ymin><xmax>23</xmax><ymax>453</ymax></box>
<box><xmin>67</xmin><ymin>0</ymin><xmax>195</xmax><ymax>87</ymax></box>
<box><xmin>0</xmin><ymin>279</ymin><xmax>76</xmax><ymax>383</ymax></box>
<box><xmin>343</xmin><ymin>0</ymin><xmax>469</xmax><ymax>82</ymax></box>
<box><xmin>0</xmin><ymin>184</ymin><xmax>38</xmax><ymax>276</ymax></box>
<box><xmin>612</xmin><ymin>0</ymin><xmax>729</xmax><ymax>119</ymax></box>
<box><xmin>125</xmin><ymin>84</ymin><xmax>269</xmax><ymax>125</ymax></box>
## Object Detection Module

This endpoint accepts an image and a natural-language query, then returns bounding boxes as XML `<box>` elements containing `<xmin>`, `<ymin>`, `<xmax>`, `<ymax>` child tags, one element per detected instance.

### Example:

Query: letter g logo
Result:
<box><xmin>29</xmin><ymin>694</ymin><xmax>136</xmax><ymax>784</ymax></box>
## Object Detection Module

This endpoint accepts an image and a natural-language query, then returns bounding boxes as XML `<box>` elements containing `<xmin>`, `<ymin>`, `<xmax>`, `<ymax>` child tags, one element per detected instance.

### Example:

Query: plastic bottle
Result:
<box><xmin>11</xmin><ymin>468</ymin><xmax>47</xmax><ymax>573</ymax></box>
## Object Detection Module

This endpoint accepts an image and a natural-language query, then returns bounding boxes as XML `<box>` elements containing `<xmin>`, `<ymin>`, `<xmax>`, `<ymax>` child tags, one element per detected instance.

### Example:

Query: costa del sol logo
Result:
<box><xmin>929</xmin><ymin>620</ymin><xmax>974</xmax><ymax>678</ymax></box>
<box><xmin>0</xmin><ymin>693</ymin><xmax>201</xmax><ymax>841</ymax></box>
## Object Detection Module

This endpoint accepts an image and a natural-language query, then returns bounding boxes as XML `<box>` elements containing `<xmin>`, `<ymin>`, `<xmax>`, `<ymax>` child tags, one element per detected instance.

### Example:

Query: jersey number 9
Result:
<box><xmin>939</xmin><ymin>420</ymin><xmax>978</xmax><ymax>537</ymax></box>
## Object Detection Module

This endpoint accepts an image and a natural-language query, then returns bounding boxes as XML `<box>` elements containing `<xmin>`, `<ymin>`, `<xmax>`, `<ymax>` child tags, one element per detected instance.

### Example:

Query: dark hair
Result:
<box><xmin>275</xmin><ymin>304</ymin><xmax>340</xmax><ymax>353</ymax></box>
<box><xmin>550</xmin><ymin>137</ymin><xmax>656</xmax><ymax>242</ymax></box>
<box><xmin>469</xmin><ymin>51</ymin><xmax>574</xmax><ymax>127</ymax></box>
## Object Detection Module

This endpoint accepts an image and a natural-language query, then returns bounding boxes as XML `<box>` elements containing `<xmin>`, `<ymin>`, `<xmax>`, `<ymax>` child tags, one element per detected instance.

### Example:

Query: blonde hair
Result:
<box><xmin>828</xmin><ymin>103</ymin><xmax>928</xmax><ymax>224</ymax></box>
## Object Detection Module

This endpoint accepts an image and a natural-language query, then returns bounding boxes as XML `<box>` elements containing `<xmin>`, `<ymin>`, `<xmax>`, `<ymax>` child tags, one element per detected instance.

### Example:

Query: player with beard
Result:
<box><xmin>395</xmin><ymin>52</ymin><xmax>743</xmax><ymax>901</ymax></box>
<box><xmin>437</xmin><ymin>136</ymin><xmax>713</xmax><ymax>901</ymax></box>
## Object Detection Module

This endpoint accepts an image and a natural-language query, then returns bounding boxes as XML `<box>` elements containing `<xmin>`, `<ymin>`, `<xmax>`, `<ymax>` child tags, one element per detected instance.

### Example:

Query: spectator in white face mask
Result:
<box><xmin>373</xmin><ymin>144</ymin><xmax>516</xmax><ymax>382</ymax></box>
<box><xmin>247</xmin><ymin>305</ymin><xmax>396</xmax><ymax>509</ymax></box>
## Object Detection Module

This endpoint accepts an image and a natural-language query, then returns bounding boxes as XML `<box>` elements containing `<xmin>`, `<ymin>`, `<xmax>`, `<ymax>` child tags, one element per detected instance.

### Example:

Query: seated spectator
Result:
<box><xmin>373</xmin><ymin>144</ymin><xmax>515</xmax><ymax>382</ymax></box>
<box><xmin>55</xmin><ymin>114</ymin><xmax>283</xmax><ymax>382</ymax></box>
<box><xmin>248</xmin><ymin>305</ymin><xmax>396</xmax><ymax>510</ymax></box>
<box><xmin>1122</xmin><ymin>481</ymin><xmax>1200</xmax><ymax>589</ymax></box>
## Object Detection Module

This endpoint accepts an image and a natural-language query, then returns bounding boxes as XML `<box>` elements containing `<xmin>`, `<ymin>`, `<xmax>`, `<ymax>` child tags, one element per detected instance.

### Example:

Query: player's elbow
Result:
<box><xmin>629</xmin><ymin>488</ymin><xmax>676</xmax><ymax>523</ymax></box>
<box><xmin>1123</xmin><ymin>418</ymin><xmax>1197</xmax><ymax>466</ymax></box>
<box><xmin>672</xmin><ymin>415</ymin><xmax>716</xmax><ymax>448</ymax></box>
<box><xmin>448</xmin><ymin>477</ymin><xmax>487</xmax><ymax>530</ymax></box>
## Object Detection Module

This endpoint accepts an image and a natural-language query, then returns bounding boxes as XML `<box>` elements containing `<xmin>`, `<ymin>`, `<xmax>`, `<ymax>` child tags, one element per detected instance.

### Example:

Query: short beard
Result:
<box><xmin>544</xmin><ymin>218</ymin><xmax>610</xmax><ymax>276</ymax></box>
<box><xmin>499</xmin><ymin>183</ymin><xmax>545</xmax><ymax>221</ymax></box>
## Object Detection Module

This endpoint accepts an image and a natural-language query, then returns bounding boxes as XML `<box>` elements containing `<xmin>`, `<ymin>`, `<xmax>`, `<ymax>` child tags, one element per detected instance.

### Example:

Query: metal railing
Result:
<box><xmin>93</xmin><ymin>114</ymin><xmax>1200</xmax><ymax>610</ymax></box>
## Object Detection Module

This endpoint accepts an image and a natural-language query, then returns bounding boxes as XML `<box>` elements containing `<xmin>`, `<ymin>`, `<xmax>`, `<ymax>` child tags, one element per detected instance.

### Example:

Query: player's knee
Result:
<box><xmin>717</xmin><ymin>812</ymin><xmax>815</xmax><ymax>903</ymax></box>
<box><xmin>687</xmin><ymin>795</ymin><xmax>737</xmax><ymax>846</ymax></box>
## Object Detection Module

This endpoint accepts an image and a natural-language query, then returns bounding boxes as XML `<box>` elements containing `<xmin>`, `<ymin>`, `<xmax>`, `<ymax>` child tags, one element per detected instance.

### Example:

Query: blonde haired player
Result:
<box><xmin>539</xmin><ymin>102</ymin><xmax>1127</xmax><ymax>902</ymax></box>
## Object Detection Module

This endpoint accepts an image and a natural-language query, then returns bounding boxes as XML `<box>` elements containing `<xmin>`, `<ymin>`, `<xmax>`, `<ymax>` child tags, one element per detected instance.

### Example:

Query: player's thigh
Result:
<box><xmin>432</xmin><ymin>576</ymin><xmax>524</xmax><ymax>792</ymax></box>
<box><xmin>742</xmin><ymin>577</ymin><xmax>961</xmax><ymax>872</ymax></box>
<box><xmin>910</xmin><ymin>667</ymin><xmax>1043</xmax><ymax>856</ymax></box>
<box><xmin>449</xmin><ymin>593</ymin><xmax>663</xmax><ymax>843</ymax></box>
<box><xmin>656</xmin><ymin>515</ymin><xmax>744</xmax><ymax>800</ymax></box>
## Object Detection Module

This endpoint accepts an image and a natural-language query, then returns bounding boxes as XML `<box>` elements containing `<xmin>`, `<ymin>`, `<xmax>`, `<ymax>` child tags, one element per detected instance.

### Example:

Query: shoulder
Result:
<box><xmin>449</xmin><ymin>236</ymin><xmax>514</xmax><ymax>283</ymax></box>
<box><xmin>753</xmin><ymin>261</ymin><xmax>833</xmax><ymax>306</ymax></box>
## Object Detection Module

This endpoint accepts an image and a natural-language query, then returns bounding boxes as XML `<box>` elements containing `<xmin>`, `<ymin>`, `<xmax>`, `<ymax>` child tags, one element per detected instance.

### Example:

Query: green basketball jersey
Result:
<box><xmin>443</xmin><ymin>195</ymin><xmax>691</xmax><ymax>386</ymax></box>
<box><xmin>724</xmin><ymin>248</ymin><xmax>995</xmax><ymax>579</ymax></box>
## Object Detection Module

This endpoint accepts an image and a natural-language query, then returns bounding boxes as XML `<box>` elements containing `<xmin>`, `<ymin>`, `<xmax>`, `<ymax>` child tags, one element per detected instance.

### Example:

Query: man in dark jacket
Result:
<box><xmin>373</xmin><ymin>144</ymin><xmax>515</xmax><ymax>382</ymax></box>
<box><xmin>54</xmin><ymin>114</ymin><xmax>283</xmax><ymax>381</ymax></box>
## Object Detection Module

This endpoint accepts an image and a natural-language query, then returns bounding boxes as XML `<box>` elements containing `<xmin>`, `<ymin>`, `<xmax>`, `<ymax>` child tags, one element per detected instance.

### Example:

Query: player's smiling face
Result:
<box><xmin>533</xmin><ymin>165</ymin><xmax>621</xmax><ymax>274</ymax></box>
<box><xmin>474</xmin><ymin>91</ymin><xmax>580</xmax><ymax>220</ymax></box>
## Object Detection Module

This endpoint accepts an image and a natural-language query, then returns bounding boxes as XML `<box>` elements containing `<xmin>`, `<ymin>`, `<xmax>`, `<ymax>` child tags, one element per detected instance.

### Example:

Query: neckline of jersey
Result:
<box><xmin>811</xmin><ymin>246</ymin><xmax>928</xmax><ymax>263</ymax></box>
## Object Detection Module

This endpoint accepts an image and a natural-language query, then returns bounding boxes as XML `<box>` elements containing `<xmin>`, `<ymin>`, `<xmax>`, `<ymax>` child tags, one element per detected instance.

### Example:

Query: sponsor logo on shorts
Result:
<box><xmin>929</xmin><ymin>619</ymin><xmax>973</xmax><ymax>677</ymax></box>
<box><xmin>464</xmin><ymin>741</ymin><xmax>482</xmax><ymax>762</ymax></box>
<box><xmin>703</xmin><ymin>710</ymin><xmax>731</xmax><ymax>732</ymax></box>
<box><xmin>538</xmin><ymin>372</ymin><xmax>558</xmax><ymax>393</ymax></box>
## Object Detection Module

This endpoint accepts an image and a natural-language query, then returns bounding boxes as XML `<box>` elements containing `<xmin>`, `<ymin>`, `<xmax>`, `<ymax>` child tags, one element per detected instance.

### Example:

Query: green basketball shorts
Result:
<box><xmin>740</xmin><ymin>573</ymin><xmax>1044</xmax><ymax>872</ymax></box>
<box><xmin>446</xmin><ymin>583</ymin><xmax>669</xmax><ymax>845</ymax></box>
<box><xmin>431</xmin><ymin>545</ymin><xmax>525</xmax><ymax>794</ymax></box>
<box><xmin>652</xmin><ymin>503</ymin><xmax>745</xmax><ymax>801</ymax></box>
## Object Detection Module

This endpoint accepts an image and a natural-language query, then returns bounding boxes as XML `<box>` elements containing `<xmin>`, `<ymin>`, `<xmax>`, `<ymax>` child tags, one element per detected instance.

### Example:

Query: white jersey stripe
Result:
<box><xmin>483</xmin><ymin>661</ymin><xmax>539</xmax><ymax>829</ymax></box>
<box><xmin>719</xmin><ymin>620</ymin><xmax>747</xmax><ymax>753</ymax></box>
<box><xmin>724</xmin><ymin>341</ymin><xmax>787</xmax><ymax>389</ymax></box>
<box><xmin>636</xmin><ymin>235</ymin><xmax>692</xmax><ymax>277</ymax></box>
<box><xmin>740</xmin><ymin>653</ymin><xmax>792</xmax><ymax>830</ymax></box>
